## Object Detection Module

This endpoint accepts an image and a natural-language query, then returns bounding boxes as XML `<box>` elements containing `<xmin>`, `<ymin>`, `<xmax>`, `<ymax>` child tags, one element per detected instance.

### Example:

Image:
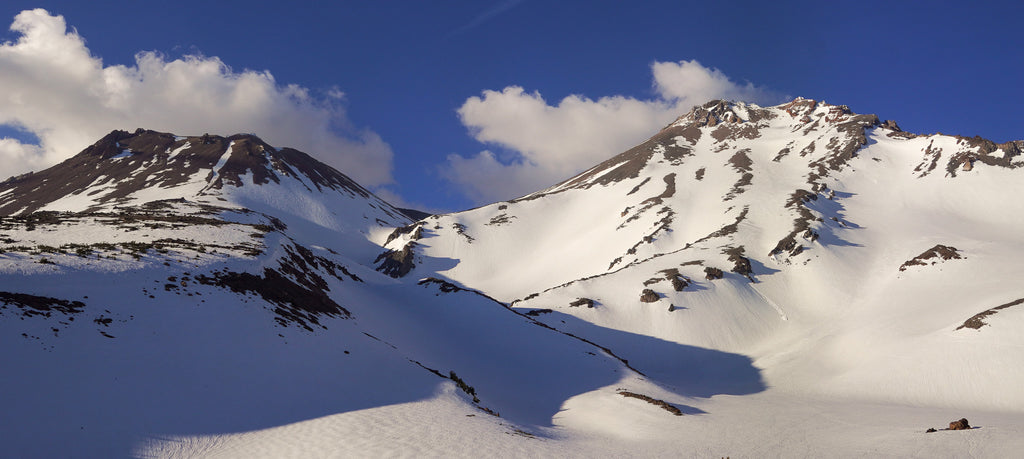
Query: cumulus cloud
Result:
<box><xmin>0</xmin><ymin>9</ymin><xmax>393</xmax><ymax>186</ymax></box>
<box><xmin>445</xmin><ymin>60</ymin><xmax>781</xmax><ymax>203</ymax></box>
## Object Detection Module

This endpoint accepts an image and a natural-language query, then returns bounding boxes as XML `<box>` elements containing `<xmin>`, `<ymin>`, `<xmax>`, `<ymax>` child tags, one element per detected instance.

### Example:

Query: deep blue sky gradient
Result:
<box><xmin>2</xmin><ymin>1</ymin><xmax>1022</xmax><ymax>211</ymax></box>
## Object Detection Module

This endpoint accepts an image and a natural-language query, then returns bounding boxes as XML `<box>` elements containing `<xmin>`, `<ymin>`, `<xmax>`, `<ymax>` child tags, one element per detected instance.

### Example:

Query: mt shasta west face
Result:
<box><xmin>2</xmin><ymin>98</ymin><xmax>1024</xmax><ymax>456</ymax></box>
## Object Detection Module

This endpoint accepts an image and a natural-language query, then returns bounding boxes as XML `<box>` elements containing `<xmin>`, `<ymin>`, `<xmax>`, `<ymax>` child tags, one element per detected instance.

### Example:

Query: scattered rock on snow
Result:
<box><xmin>898</xmin><ymin>244</ymin><xmax>962</xmax><ymax>272</ymax></box>
<box><xmin>639</xmin><ymin>289</ymin><xmax>659</xmax><ymax>303</ymax></box>
<box><xmin>617</xmin><ymin>390</ymin><xmax>683</xmax><ymax>416</ymax></box>
<box><xmin>523</xmin><ymin>308</ymin><xmax>553</xmax><ymax>316</ymax></box>
<box><xmin>704</xmin><ymin>267</ymin><xmax>724</xmax><ymax>280</ymax></box>
<box><xmin>957</xmin><ymin>297</ymin><xmax>1024</xmax><ymax>330</ymax></box>
<box><xmin>569</xmin><ymin>297</ymin><xmax>595</xmax><ymax>308</ymax></box>
<box><xmin>926</xmin><ymin>418</ymin><xmax>973</xmax><ymax>432</ymax></box>
<box><xmin>948</xmin><ymin>418</ymin><xmax>971</xmax><ymax>430</ymax></box>
<box><xmin>724</xmin><ymin>247</ymin><xmax>754</xmax><ymax>281</ymax></box>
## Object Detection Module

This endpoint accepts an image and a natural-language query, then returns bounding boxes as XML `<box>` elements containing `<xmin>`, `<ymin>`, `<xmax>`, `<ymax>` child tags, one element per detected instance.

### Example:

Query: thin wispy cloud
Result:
<box><xmin>447</xmin><ymin>0</ymin><xmax>525</xmax><ymax>37</ymax></box>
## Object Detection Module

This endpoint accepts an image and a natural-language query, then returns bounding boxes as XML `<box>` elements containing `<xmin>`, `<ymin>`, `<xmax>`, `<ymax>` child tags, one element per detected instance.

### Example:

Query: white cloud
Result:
<box><xmin>0</xmin><ymin>9</ymin><xmax>393</xmax><ymax>187</ymax></box>
<box><xmin>651</xmin><ymin>60</ymin><xmax>772</xmax><ymax>104</ymax></box>
<box><xmin>445</xmin><ymin>59</ymin><xmax>781</xmax><ymax>203</ymax></box>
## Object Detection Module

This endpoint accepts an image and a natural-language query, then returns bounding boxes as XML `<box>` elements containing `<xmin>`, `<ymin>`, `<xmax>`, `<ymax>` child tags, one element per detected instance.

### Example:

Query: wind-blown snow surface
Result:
<box><xmin>3</xmin><ymin>106</ymin><xmax>1024</xmax><ymax>457</ymax></box>
<box><xmin>0</xmin><ymin>201</ymin><xmax>656</xmax><ymax>458</ymax></box>
<box><xmin>374</xmin><ymin>99</ymin><xmax>1024</xmax><ymax>456</ymax></box>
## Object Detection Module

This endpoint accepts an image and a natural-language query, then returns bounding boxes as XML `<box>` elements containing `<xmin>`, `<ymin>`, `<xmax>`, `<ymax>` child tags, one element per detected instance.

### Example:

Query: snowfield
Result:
<box><xmin>2</xmin><ymin>103</ymin><xmax>1024</xmax><ymax>457</ymax></box>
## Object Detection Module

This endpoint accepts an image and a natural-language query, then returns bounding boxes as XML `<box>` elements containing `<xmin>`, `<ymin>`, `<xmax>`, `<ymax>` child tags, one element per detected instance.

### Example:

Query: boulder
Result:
<box><xmin>948</xmin><ymin>418</ymin><xmax>971</xmax><ymax>430</ymax></box>
<box><xmin>569</xmin><ymin>297</ymin><xmax>595</xmax><ymax>308</ymax></box>
<box><xmin>704</xmin><ymin>267</ymin><xmax>724</xmax><ymax>280</ymax></box>
<box><xmin>881</xmin><ymin>119</ymin><xmax>902</xmax><ymax>131</ymax></box>
<box><xmin>640</xmin><ymin>289</ymin><xmax>659</xmax><ymax>303</ymax></box>
<box><xmin>374</xmin><ymin>242</ymin><xmax>416</xmax><ymax>278</ymax></box>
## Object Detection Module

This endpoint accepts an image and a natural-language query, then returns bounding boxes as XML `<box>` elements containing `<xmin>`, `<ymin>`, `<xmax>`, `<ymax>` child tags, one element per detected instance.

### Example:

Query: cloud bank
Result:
<box><xmin>0</xmin><ymin>9</ymin><xmax>393</xmax><ymax>186</ymax></box>
<box><xmin>446</xmin><ymin>60</ymin><xmax>781</xmax><ymax>203</ymax></box>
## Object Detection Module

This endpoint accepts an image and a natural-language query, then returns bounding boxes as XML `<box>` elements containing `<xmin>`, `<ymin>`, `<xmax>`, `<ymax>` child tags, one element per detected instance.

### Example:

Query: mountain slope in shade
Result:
<box><xmin>0</xmin><ymin>180</ymin><xmax>665</xmax><ymax>458</ymax></box>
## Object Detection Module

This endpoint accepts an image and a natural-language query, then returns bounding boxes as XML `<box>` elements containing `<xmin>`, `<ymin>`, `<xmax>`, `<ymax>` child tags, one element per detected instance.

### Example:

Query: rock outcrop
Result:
<box><xmin>639</xmin><ymin>289</ymin><xmax>659</xmax><ymax>303</ymax></box>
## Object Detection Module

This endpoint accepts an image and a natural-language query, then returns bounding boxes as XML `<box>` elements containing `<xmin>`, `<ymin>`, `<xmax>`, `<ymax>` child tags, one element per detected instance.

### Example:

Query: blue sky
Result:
<box><xmin>1</xmin><ymin>1</ymin><xmax>1022</xmax><ymax>212</ymax></box>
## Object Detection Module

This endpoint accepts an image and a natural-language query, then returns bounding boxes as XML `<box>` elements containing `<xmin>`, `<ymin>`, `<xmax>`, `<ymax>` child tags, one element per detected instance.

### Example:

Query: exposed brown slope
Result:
<box><xmin>0</xmin><ymin>129</ymin><xmax>379</xmax><ymax>215</ymax></box>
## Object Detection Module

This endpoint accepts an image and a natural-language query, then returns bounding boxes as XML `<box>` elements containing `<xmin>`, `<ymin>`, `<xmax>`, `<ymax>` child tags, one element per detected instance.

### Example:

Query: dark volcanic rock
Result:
<box><xmin>957</xmin><ymin>297</ymin><xmax>1024</xmax><ymax>330</ymax></box>
<box><xmin>618</xmin><ymin>390</ymin><xmax>683</xmax><ymax>416</ymax></box>
<box><xmin>724</xmin><ymin>247</ymin><xmax>754</xmax><ymax>280</ymax></box>
<box><xmin>639</xmin><ymin>289</ymin><xmax>659</xmax><ymax>303</ymax></box>
<box><xmin>375</xmin><ymin>242</ymin><xmax>417</xmax><ymax>278</ymax></box>
<box><xmin>384</xmin><ymin>222</ymin><xmax>424</xmax><ymax>246</ymax></box>
<box><xmin>0</xmin><ymin>129</ymin><xmax>392</xmax><ymax>217</ymax></box>
<box><xmin>881</xmin><ymin>119</ymin><xmax>902</xmax><ymax>132</ymax></box>
<box><xmin>569</xmin><ymin>298</ymin><xmax>595</xmax><ymax>308</ymax></box>
<box><xmin>195</xmin><ymin>266</ymin><xmax>350</xmax><ymax>332</ymax></box>
<box><xmin>948</xmin><ymin>418</ymin><xmax>971</xmax><ymax>430</ymax></box>
<box><xmin>899</xmin><ymin>244</ymin><xmax>962</xmax><ymax>271</ymax></box>
<box><xmin>782</xmin><ymin>98</ymin><xmax>818</xmax><ymax>117</ymax></box>
<box><xmin>0</xmin><ymin>291</ymin><xmax>85</xmax><ymax>316</ymax></box>
<box><xmin>704</xmin><ymin>267</ymin><xmax>724</xmax><ymax>280</ymax></box>
<box><xmin>660</xmin><ymin>268</ymin><xmax>690</xmax><ymax>291</ymax></box>
<box><xmin>524</xmin><ymin>308</ymin><xmax>553</xmax><ymax>316</ymax></box>
<box><xmin>417</xmin><ymin>277</ymin><xmax>466</xmax><ymax>293</ymax></box>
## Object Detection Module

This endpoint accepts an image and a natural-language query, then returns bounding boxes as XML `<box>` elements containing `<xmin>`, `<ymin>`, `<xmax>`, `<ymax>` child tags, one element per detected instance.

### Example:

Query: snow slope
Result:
<box><xmin>0</xmin><ymin>200</ymin><xmax>654</xmax><ymax>457</ymax></box>
<box><xmin>374</xmin><ymin>98</ymin><xmax>1024</xmax><ymax>455</ymax></box>
<box><xmin>3</xmin><ymin>103</ymin><xmax>1024</xmax><ymax>457</ymax></box>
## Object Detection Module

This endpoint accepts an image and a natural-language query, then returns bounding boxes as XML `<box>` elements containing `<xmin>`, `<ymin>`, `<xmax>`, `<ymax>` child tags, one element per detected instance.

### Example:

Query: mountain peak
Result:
<box><xmin>0</xmin><ymin>129</ymin><xmax>409</xmax><ymax>234</ymax></box>
<box><xmin>672</xmin><ymin>99</ymin><xmax>764</xmax><ymax>127</ymax></box>
<box><xmin>528</xmin><ymin>98</ymin><xmax>881</xmax><ymax>200</ymax></box>
<box><xmin>403</xmin><ymin>96</ymin><xmax>1024</xmax><ymax>305</ymax></box>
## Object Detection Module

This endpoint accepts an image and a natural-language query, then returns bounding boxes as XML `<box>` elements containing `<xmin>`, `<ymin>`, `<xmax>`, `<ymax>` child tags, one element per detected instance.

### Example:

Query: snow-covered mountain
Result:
<box><xmin>0</xmin><ymin>129</ymin><xmax>415</xmax><ymax>260</ymax></box>
<box><xmin>3</xmin><ymin>101</ymin><xmax>1024</xmax><ymax>457</ymax></box>
<box><xmin>0</xmin><ymin>130</ymin><xmax>664</xmax><ymax>457</ymax></box>
<box><xmin>378</xmin><ymin>98</ymin><xmax>1024</xmax><ymax>454</ymax></box>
